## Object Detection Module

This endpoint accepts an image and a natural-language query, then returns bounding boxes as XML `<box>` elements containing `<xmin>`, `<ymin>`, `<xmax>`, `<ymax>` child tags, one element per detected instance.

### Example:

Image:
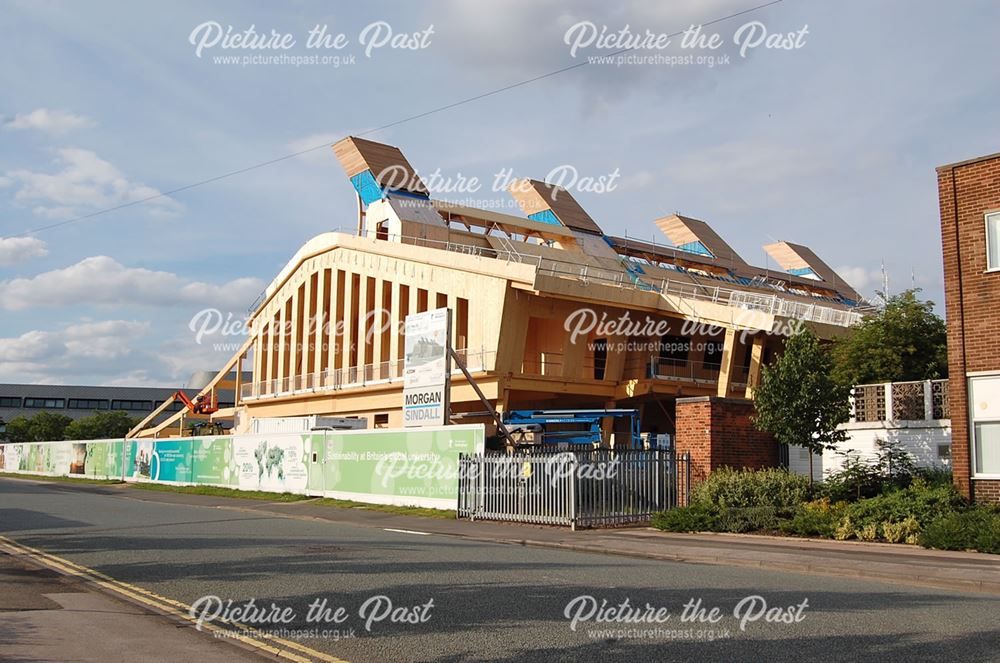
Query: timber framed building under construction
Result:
<box><xmin>130</xmin><ymin>137</ymin><xmax>868</xmax><ymax>441</ymax></box>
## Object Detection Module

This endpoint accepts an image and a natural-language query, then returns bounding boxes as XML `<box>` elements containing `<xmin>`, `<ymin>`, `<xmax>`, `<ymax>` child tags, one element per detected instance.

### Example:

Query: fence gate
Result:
<box><xmin>457</xmin><ymin>449</ymin><xmax>690</xmax><ymax>529</ymax></box>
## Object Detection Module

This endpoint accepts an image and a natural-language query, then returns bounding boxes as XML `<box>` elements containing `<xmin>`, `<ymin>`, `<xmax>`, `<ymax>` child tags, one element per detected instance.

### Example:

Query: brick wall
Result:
<box><xmin>973</xmin><ymin>480</ymin><xmax>1000</xmax><ymax>503</ymax></box>
<box><xmin>938</xmin><ymin>153</ymin><xmax>1000</xmax><ymax>503</ymax></box>
<box><xmin>675</xmin><ymin>396</ymin><xmax>779</xmax><ymax>487</ymax></box>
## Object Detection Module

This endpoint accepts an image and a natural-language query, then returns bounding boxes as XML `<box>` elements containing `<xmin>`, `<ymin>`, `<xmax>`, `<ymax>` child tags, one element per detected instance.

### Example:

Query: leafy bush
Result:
<box><xmin>715</xmin><ymin>506</ymin><xmax>781</xmax><ymax>533</ymax></box>
<box><xmin>844</xmin><ymin>479</ymin><xmax>965</xmax><ymax>533</ymax></box>
<box><xmin>779</xmin><ymin>498</ymin><xmax>845</xmax><ymax>538</ymax></box>
<box><xmin>818</xmin><ymin>439</ymin><xmax>926</xmax><ymax>502</ymax></box>
<box><xmin>881</xmin><ymin>517</ymin><xmax>921</xmax><ymax>544</ymax></box>
<box><xmin>920</xmin><ymin>509</ymin><xmax>1000</xmax><ymax>554</ymax></box>
<box><xmin>692</xmin><ymin>467</ymin><xmax>811</xmax><ymax>510</ymax></box>
<box><xmin>651</xmin><ymin>505</ymin><xmax>718</xmax><ymax>533</ymax></box>
<box><xmin>818</xmin><ymin>453</ymin><xmax>884</xmax><ymax>501</ymax></box>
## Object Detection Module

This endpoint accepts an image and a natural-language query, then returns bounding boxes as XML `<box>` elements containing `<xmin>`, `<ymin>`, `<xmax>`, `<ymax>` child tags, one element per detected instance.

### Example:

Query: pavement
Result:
<box><xmin>0</xmin><ymin>549</ymin><xmax>274</xmax><ymax>663</ymax></box>
<box><xmin>1</xmin><ymin>476</ymin><xmax>999</xmax><ymax>662</ymax></box>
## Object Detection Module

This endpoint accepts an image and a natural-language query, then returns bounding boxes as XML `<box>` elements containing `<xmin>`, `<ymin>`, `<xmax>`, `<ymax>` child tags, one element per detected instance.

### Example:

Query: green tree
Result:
<box><xmin>4</xmin><ymin>415</ymin><xmax>33</xmax><ymax>443</ymax></box>
<box><xmin>3</xmin><ymin>412</ymin><xmax>73</xmax><ymax>442</ymax></box>
<box><xmin>754</xmin><ymin>328</ymin><xmax>851</xmax><ymax>483</ymax></box>
<box><xmin>27</xmin><ymin>411</ymin><xmax>73</xmax><ymax>442</ymax></box>
<box><xmin>832</xmin><ymin>289</ymin><xmax>947</xmax><ymax>387</ymax></box>
<box><xmin>64</xmin><ymin>411</ymin><xmax>139</xmax><ymax>440</ymax></box>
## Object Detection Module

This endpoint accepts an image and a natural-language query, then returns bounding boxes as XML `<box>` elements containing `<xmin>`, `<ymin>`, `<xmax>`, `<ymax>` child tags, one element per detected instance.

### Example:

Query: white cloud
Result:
<box><xmin>0</xmin><ymin>321</ymin><xmax>148</xmax><ymax>365</ymax></box>
<box><xmin>3</xmin><ymin>108</ymin><xmax>95</xmax><ymax>134</ymax></box>
<box><xmin>0</xmin><ymin>316</ymin><xmax>243</xmax><ymax>386</ymax></box>
<box><xmin>836</xmin><ymin>265</ymin><xmax>883</xmax><ymax>292</ymax></box>
<box><xmin>0</xmin><ymin>236</ymin><xmax>48</xmax><ymax>267</ymax></box>
<box><xmin>0</xmin><ymin>320</ymin><xmax>153</xmax><ymax>384</ymax></box>
<box><xmin>0</xmin><ymin>256</ymin><xmax>265</xmax><ymax>311</ymax></box>
<box><xmin>4</xmin><ymin>147</ymin><xmax>183</xmax><ymax>219</ymax></box>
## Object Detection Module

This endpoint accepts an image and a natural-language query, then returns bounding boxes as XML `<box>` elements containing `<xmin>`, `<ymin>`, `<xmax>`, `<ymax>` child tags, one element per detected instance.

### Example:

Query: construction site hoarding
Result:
<box><xmin>0</xmin><ymin>439</ymin><xmax>123</xmax><ymax>479</ymax></box>
<box><xmin>0</xmin><ymin>424</ymin><xmax>484</xmax><ymax>510</ymax></box>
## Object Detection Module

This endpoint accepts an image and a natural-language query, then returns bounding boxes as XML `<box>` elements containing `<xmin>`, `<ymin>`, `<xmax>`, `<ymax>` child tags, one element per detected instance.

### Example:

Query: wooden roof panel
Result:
<box><xmin>332</xmin><ymin>136</ymin><xmax>429</xmax><ymax>196</ymax></box>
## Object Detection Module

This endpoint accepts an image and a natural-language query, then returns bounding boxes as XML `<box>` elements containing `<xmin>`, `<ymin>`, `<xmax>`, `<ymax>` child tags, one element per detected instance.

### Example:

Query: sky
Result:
<box><xmin>1</xmin><ymin>0</ymin><xmax>997</xmax><ymax>387</ymax></box>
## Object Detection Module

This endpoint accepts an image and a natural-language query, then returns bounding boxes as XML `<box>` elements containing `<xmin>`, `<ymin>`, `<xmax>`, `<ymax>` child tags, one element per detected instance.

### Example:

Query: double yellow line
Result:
<box><xmin>0</xmin><ymin>535</ymin><xmax>347</xmax><ymax>663</ymax></box>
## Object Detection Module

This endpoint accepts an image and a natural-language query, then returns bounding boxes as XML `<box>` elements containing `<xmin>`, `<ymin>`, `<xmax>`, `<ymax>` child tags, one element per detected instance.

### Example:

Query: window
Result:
<box><xmin>702</xmin><ymin>340</ymin><xmax>725</xmax><ymax>370</ymax></box>
<box><xmin>374</xmin><ymin>413</ymin><xmax>389</xmax><ymax>429</ymax></box>
<box><xmin>24</xmin><ymin>398</ymin><xmax>65</xmax><ymax>409</ymax></box>
<box><xmin>987</xmin><ymin>212</ymin><xmax>1000</xmax><ymax>271</ymax></box>
<box><xmin>974</xmin><ymin>423</ymin><xmax>1000</xmax><ymax>475</ymax></box>
<box><xmin>658</xmin><ymin>335</ymin><xmax>689</xmax><ymax>365</ymax></box>
<box><xmin>970</xmin><ymin>375</ymin><xmax>1000</xmax><ymax>476</ymax></box>
<box><xmin>67</xmin><ymin>398</ymin><xmax>109</xmax><ymax>410</ymax></box>
<box><xmin>593</xmin><ymin>338</ymin><xmax>607</xmax><ymax>380</ymax></box>
<box><xmin>111</xmin><ymin>399</ymin><xmax>153</xmax><ymax>411</ymax></box>
<box><xmin>0</xmin><ymin>397</ymin><xmax>21</xmax><ymax>408</ymax></box>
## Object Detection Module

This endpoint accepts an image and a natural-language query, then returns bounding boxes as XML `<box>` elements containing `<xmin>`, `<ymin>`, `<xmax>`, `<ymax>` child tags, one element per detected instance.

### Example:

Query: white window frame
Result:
<box><xmin>986</xmin><ymin>211</ymin><xmax>1000</xmax><ymax>273</ymax></box>
<box><xmin>969</xmin><ymin>372</ymin><xmax>1000</xmax><ymax>479</ymax></box>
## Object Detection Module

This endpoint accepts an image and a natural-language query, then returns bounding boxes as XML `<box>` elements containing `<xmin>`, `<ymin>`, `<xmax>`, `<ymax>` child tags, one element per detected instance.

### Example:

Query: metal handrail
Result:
<box><xmin>336</xmin><ymin>226</ymin><xmax>868</xmax><ymax>328</ymax></box>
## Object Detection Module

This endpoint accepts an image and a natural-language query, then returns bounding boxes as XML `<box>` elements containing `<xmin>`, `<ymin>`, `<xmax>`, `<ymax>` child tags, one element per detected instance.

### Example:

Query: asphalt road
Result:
<box><xmin>1</xmin><ymin>478</ymin><xmax>998</xmax><ymax>662</ymax></box>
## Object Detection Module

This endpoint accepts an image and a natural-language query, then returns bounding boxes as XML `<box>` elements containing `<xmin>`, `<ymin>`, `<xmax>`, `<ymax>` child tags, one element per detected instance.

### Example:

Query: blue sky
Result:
<box><xmin>1</xmin><ymin>0</ymin><xmax>997</xmax><ymax>386</ymax></box>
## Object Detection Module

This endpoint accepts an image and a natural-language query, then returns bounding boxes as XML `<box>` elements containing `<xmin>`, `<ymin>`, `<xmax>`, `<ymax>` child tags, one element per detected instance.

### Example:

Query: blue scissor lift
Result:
<box><xmin>503</xmin><ymin>409</ymin><xmax>642</xmax><ymax>449</ymax></box>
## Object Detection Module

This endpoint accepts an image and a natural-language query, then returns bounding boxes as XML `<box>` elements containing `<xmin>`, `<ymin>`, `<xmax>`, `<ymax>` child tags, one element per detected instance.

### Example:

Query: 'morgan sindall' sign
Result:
<box><xmin>402</xmin><ymin>308</ymin><xmax>451</xmax><ymax>427</ymax></box>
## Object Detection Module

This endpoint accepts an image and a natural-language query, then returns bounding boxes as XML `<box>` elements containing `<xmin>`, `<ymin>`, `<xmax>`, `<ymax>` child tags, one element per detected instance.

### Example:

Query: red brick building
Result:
<box><xmin>938</xmin><ymin>152</ymin><xmax>1000</xmax><ymax>503</ymax></box>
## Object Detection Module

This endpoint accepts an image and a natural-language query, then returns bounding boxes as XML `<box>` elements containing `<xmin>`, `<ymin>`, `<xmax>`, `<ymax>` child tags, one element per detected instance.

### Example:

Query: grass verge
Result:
<box><xmin>128</xmin><ymin>482</ymin><xmax>312</xmax><ymax>502</ymax></box>
<box><xmin>0</xmin><ymin>471</ymin><xmax>123</xmax><ymax>486</ymax></box>
<box><xmin>1</xmin><ymin>471</ymin><xmax>456</xmax><ymax>518</ymax></box>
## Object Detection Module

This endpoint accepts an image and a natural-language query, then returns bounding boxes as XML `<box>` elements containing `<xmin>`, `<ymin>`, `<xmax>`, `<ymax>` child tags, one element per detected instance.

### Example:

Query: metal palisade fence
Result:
<box><xmin>457</xmin><ymin>449</ymin><xmax>690</xmax><ymax>529</ymax></box>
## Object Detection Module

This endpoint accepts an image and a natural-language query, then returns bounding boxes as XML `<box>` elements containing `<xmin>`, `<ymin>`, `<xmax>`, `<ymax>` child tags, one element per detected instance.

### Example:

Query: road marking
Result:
<box><xmin>383</xmin><ymin>528</ymin><xmax>431</xmax><ymax>536</ymax></box>
<box><xmin>0</xmin><ymin>535</ymin><xmax>348</xmax><ymax>663</ymax></box>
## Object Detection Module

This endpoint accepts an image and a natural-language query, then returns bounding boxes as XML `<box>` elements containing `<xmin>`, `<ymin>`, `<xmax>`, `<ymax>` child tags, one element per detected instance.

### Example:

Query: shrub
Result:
<box><xmin>914</xmin><ymin>467</ymin><xmax>953</xmax><ymax>488</ymax></box>
<box><xmin>845</xmin><ymin>479</ymin><xmax>966</xmax><ymax>533</ymax></box>
<box><xmin>818</xmin><ymin>453</ymin><xmax>885</xmax><ymax>502</ymax></box>
<box><xmin>715</xmin><ymin>506</ymin><xmax>781</xmax><ymax>533</ymax></box>
<box><xmin>834</xmin><ymin>516</ymin><xmax>854</xmax><ymax>540</ymax></box>
<box><xmin>779</xmin><ymin>498</ymin><xmax>845</xmax><ymax>538</ymax></box>
<box><xmin>692</xmin><ymin>467</ymin><xmax>811</xmax><ymax>510</ymax></box>
<box><xmin>651</xmin><ymin>505</ymin><xmax>718</xmax><ymax>533</ymax></box>
<box><xmin>881</xmin><ymin>516</ymin><xmax>921</xmax><ymax>544</ymax></box>
<box><xmin>920</xmin><ymin>509</ymin><xmax>1000</xmax><ymax>554</ymax></box>
<box><xmin>856</xmin><ymin>522</ymin><xmax>879</xmax><ymax>541</ymax></box>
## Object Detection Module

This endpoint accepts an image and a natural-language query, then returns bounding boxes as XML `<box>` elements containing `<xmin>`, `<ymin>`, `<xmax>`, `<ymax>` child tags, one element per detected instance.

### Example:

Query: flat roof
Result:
<box><xmin>936</xmin><ymin>151</ymin><xmax>1000</xmax><ymax>172</ymax></box>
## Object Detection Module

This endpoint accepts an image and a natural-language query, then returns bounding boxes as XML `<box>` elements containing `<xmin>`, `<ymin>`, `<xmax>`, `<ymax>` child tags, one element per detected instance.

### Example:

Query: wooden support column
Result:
<box><xmin>357</xmin><ymin>275</ymin><xmax>370</xmax><ymax>373</ymax></box>
<box><xmin>277</xmin><ymin>298</ymin><xmax>288</xmax><ymax>389</ymax></box>
<box><xmin>301</xmin><ymin>273</ymin><xmax>313</xmax><ymax>380</ymax></box>
<box><xmin>313</xmin><ymin>268</ymin><xmax>327</xmax><ymax>377</ymax></box>
<box><xmin>289</xmin><ymin>286</ymin><xmax>301</xmax><ymax>387</ymax></box>
<box><xmin>745</xmin><ymin>334</ymin><xmax>766</xmax><ymax>399</ymax></box>
<box><xmin>341</xmin><ymin>272</ymin><xmax>354</xmax><ymax>371</ymax></box>
<box><xmin>235</xmin><ymin>351</ymin><xmax>244</xmax><ymax>405</ymax></box>
<box><xmin>447</xmin><ymin>293</ymin><xmax>458</xmax><ymax>351</ymax></box>
<box><xmin>254</xmin><ymin>323</ymin><xmax>265</xmax><ymax>392</ymax></box>
<box><xmin>716</xmin><ymin>327</ymin><xmax>738</xmax><ymax>398</ymax></box>
<box><xmin>372</xmin><ymin>279</ymin><xmax>384</xmax><ymax>378</ymax></box>
<box><xmin>389</xmin><ymin>281</ymin><xmax>401</xmax><ymax>369</ymax></box>
<box><xmin>329</xmin><ymin>269</ymin><xmax>342</xmax><ymax>374</ymax></box>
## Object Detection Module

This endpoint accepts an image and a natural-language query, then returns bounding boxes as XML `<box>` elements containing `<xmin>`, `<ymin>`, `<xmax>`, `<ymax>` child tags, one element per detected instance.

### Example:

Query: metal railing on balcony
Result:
<box><xmin>329</xmin><ymin>227</ymin><xmax>869</xmax><ymax>328</ymax></box>
<box><xmin>240</xmin><ymin>348</ymin><xmax>496</xmax><ymax>401</ymax></box>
